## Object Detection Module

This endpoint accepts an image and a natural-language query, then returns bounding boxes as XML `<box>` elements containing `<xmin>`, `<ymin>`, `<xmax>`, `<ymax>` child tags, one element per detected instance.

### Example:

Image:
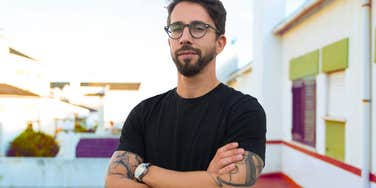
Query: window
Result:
<box><xmin>292</xmin><ymin>77</ymin><xmax>316</xmax><ymax>147</ymax></box>
<box><xmin>327</xmin><ymin>71</ymin><xmax>345</xmax><ymax>118</ymax></box>
<box><xmin>325</xmin><ymin>71</ymin><xmax>346</xmax><ymax>161</ymax></box>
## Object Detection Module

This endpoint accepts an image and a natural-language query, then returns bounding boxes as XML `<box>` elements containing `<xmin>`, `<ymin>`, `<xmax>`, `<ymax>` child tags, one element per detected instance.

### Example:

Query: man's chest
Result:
<box><xmin>143</xmin><ymin>102</ymin><xmax>229</xmax><ymax>170</ymax></box>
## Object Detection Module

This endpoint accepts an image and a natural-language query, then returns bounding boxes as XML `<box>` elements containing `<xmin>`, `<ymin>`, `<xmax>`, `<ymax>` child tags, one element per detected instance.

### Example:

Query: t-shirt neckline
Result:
<box><xmin>173</xmin><ymin>83</ymin><xmax>224</xmax><ymax>103</ymax></box>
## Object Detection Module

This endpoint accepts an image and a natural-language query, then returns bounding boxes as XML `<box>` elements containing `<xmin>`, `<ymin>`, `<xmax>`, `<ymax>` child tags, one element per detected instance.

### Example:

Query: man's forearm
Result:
<box><xmin>142</xmin><ymin>151</ymin><xmax>264</xmax><ymax>188</ymax></box>
<box><xmin>105</xmin><ymin>151</ymin><xmax>150</xmax><ymax>188</ymax></box>
<box><xmin>143</xmin><ymin>166</ymin><xmax>218</xmax><ymax>188</ymax></box>
<box><xmin>105</xmin><ymin>175</ymin><xmax>150</xmax><ymax>188</ymax></box>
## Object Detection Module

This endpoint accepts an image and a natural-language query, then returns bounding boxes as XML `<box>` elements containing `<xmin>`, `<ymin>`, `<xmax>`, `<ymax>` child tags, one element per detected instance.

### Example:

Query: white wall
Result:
<box><xmin>281</xmin><ymin>0</ymin><xmax>363</xmax><ymax>168</ymax></box>
<box><xmin>252</xmin><ymin>0</ymin><xmax>286</xmax><ymax>141</ymax></box>
<box><xmin>373</xmin><ymin>33</ymin><xmax>376</xmax><ymax>188</ymax></box>
<box><xmin>371</xmin><ymin>0</ymin><xmax>376</xmax><ymax>179</ymax></box>
<box><xmin>234</xmin><ymin>71</ymin><xmax>258</xmax><ymax>97</ymax></box>
<box><xmin>262</xmin><ymin>144</ymin><xmax>282</xmax><ymax>174</ymax></box>
<box><xmin>0</xmin><ymin>157</ymin><xmax>109</xmax><ymax>187</ymax></box>
<box><xmin>281</xmin><ymin>145</ymin><xmax>362</xmax><ymax>188</ymax></box>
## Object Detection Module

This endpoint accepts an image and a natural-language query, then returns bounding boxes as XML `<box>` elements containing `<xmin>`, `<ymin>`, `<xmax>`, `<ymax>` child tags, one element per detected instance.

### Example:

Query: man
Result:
<box><xmin>105</xmin><ymin>0</ymin><xmax>266</xmax><ymax>187</ymax></box>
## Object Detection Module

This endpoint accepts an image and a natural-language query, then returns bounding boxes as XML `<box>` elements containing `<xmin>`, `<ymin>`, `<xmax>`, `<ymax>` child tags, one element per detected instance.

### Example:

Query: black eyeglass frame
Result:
<box><xmin>164</xmin><ymin>21</ymin><xmax>220</xmax><ymax>39</ymax></box>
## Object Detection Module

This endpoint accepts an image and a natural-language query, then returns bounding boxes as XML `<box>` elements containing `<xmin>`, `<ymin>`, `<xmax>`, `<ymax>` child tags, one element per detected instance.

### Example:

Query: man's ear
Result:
<box><xmin>216</xmin><ymin>35</ymin><xmax>227</xmax><ymax>54</ymax></box>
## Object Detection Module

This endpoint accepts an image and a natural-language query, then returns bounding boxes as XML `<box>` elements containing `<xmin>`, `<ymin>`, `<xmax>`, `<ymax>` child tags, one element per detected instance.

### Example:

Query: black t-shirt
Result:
<box><xmin>117</xmin><ymin>83</ymin><xmax>266</xmax><ymax>171</ymax></box>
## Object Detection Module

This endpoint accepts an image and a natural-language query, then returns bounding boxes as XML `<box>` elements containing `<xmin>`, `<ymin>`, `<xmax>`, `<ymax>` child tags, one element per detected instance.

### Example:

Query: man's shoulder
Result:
<box><xmin>138</xmin><ymin>88</ymin><xmax>176</xmax><ymax>107</ymax></box>
<box><xmin>220</xmin><ymin>85</ymin><xmax>260</xmax><ymax>108</ymax></box>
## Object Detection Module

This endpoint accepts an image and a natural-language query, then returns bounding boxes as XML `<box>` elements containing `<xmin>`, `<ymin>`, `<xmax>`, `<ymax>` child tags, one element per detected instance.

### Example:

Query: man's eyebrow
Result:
<box><xmin>170</xmin><ymin>21</ymin><xmax>184</xmax><ymax>25</ymax></box>
<box><xmin>169</xmin><ymin>20</ymin><xmax>205</xmax><ymax>25</ymax></box>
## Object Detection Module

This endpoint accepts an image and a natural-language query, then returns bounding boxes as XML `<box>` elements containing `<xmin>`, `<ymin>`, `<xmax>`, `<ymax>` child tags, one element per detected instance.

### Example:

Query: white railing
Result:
<box><xmin>0</xmin><ymin>157</ymin><xmax>109</xmax><ymax>188</ymax></box>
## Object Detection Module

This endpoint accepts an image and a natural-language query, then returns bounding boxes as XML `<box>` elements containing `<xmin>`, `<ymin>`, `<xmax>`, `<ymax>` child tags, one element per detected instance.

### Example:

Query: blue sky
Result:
<box><xmin>0</xmin><ymin>0</ymin><xmax>306</xmax><ymax>86</ymax></box>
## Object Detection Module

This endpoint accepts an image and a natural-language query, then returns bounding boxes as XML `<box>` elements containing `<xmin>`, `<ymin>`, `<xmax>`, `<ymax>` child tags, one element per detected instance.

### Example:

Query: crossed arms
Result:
<box><xmin>105</xmin><ymin>142</ymin><xmax>264</xmax><ymax>188</ymax></box>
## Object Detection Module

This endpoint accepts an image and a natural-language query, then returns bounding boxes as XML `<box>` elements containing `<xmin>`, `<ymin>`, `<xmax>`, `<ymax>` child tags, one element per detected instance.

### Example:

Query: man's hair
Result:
<box><xmin>166</xmin><ymin>0</ymin><xmax>227</xmax><ymax>36</ymax></box>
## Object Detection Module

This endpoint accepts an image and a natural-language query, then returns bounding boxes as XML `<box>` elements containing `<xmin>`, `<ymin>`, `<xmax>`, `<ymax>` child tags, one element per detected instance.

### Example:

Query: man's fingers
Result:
<box><xmin>217</xmin><ymin>142</ymin><xmax>239</xmax><ymax>154</ymax></box>
<box><xmin>219</xmin><ymin>154</ymin><xmax>243</xmax><ymax>167</ymax></box>
<box><xmin>220</xmin><ymin>148</ymin><xmax>245</xmax><ymax>159</ymax></box>
<box><xmin>218</xmin><ymin>163</ymin><xmax>236</xmax><ymax>175</ymax></box>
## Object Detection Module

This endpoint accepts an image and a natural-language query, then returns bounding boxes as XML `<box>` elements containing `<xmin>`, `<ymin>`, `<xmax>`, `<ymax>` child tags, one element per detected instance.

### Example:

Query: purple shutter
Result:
<box><xmin>292</xmin><ymin>80</ymin><xmax>305</xmax><ymax>142</ymax></box>
<box><xmin>76</xmin><ymin>138</ymin><xmax>119</xmax><ymax>158</ymax></box>
<box><xmin>303</xmin><ymin>80</ymin><xmax>316</xmax><ymax>147</ymax></box>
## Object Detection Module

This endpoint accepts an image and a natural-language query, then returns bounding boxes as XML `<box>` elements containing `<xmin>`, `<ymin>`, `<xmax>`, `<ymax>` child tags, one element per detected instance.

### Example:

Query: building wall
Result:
<box><xmin>0</xmin><ymin>158</ymin><xmax>108</xmax><ymax>187</ymax></box>
<box><xmin>281</xmin><ymin>0</ymin><xmax>363</xmax><ymax>168</ymax></box>
<box><xmin>231</xmin><ymin>71</ymin><xmax>257</xmax><ymax>96</ymax></box>
<box><xmin>0</xmin><ymin>97</ymin><xmax>90</xmax><ymax>156</ymax></box>
<box><xmin>372</xmin><ymin>0</ymin><xmax>376</xmax><ymax>180</ymax></box>
<box><xmin>252</xmin><ymin>0</ymin><xmax>286</xmax><ymax>141</ymax></box>
<box><xmin>263</xmin><ymin>143</ymin><xmax>282</xmax><ymax>174</ymax></box>
<box><xmin>281</xmin><ymin>144</ymin><xmax>362</xmax><ymax>187</ymax></box>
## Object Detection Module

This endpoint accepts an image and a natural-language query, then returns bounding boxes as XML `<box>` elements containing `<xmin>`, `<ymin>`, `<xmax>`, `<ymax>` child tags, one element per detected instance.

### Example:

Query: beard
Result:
<box><xmin>171</xmin><ymin>45</ymin><xmax>216</xmax><ymax>77</ymax></box>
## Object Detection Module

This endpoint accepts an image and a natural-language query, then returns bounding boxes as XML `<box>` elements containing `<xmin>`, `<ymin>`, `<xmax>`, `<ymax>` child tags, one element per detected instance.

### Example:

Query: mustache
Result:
<box><xmin>175</xmin><ymin>45</ymin><xmax>201</xmax><ymax>56</ymax></box>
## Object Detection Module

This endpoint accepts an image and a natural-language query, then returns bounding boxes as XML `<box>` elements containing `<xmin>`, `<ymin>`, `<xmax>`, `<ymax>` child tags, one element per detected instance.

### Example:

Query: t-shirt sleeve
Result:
<box><xmin>224</xmin><ymin>97</ymin><xmax>266</xmax><ymax>163</ymax></box>
<box><xmin>116</xmin><ymin>102</ymin><xmax>145</xmax><ymax>159</ymax></box>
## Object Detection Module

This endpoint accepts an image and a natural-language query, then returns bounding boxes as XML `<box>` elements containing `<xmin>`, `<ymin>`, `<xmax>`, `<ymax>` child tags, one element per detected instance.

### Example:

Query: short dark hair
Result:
<box><xmin>166</xmin><ymin>0</ymin><xmax>227</xmax><ymax>36</ymax></box>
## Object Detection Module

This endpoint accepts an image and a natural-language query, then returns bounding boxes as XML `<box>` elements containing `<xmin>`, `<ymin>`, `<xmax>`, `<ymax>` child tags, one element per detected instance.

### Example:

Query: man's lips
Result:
<box><xmin>177</xmin><ymin>50</ymin><xmax>198</xmax><ymax>56</ymax></box>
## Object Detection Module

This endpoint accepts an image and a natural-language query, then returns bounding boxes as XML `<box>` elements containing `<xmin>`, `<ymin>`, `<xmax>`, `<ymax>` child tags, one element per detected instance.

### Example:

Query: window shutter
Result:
<box><xmin>322</xmin><ymin>38</ymin><xmax>349</xmax><ymax>73</ymax></box>
<box><xmin>292</xmin><ymin>80</ymin><xmax>305</xmax><ymax>142</ymax></box>
<box><xmin>303</xmin><ymin>79</ymin><xmax>316</xmax><ymax>147</ymax></box>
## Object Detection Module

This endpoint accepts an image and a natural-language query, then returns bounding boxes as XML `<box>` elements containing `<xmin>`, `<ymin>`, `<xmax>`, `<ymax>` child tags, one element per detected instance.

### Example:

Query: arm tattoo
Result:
<box><xmin>215</xmin><ymin>151</ymin><xmax>264</xmax><ymax>187</ymax></box>
<box><xmin>106</xmin><ymin>151</ymin><xmax>143</xmax><ymax>179</ymax></box>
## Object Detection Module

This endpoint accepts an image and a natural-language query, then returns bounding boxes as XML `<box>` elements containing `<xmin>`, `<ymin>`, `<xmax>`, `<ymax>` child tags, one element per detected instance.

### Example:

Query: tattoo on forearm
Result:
<box><xmin>107</xmin><ymin>151</ymin><xmax>143</xmax><ymax>179</ymax></box>
<box><xmin>215</xmin><ymin>151</ymin><xmax>264</xmax><ymax>187</ymax></box>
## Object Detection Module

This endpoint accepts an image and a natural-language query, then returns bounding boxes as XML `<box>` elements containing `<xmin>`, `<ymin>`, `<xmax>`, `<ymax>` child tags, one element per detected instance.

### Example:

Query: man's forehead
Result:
<box><xmin>170</xmin><ymin>1</ymin><xmax>213</xmax><ymax>25</ymax></box>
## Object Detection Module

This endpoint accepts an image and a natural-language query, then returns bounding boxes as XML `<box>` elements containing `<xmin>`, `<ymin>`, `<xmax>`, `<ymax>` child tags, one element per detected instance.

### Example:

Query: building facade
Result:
<box><xmin>248</xmin><ymin>0</ymin><xmax>376</xmax><ymax>187</ymax></box>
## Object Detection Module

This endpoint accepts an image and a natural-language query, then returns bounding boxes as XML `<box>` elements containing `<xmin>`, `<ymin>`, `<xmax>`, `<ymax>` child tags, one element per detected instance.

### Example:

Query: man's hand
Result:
<box><xmin>215</xmin><ymin>151</ymin><xmax>264</xmax><ymax>187</ymax></box>
<box><xmin>207</xmin><ymin>142</ymin><xmax>245</xmax><ymax>177</ymax></box>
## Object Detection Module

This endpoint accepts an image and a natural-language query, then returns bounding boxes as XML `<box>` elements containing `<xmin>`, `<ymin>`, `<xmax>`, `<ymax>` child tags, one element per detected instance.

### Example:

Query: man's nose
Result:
<box><xmin>179</xmin><ymin>27</ymin><xmax>193</xmax><ymax>45</ymax></box>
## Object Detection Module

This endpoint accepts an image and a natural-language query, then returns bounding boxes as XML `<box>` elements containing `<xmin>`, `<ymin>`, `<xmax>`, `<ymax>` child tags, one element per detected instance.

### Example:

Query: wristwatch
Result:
<box><xmin>134</xmin><ymin>163</ymin><xmax>151</xmax><ymax>183</ymax></box>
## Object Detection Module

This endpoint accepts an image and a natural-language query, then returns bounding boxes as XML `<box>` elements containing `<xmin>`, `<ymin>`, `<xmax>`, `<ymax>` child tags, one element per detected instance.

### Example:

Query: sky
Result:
<box><xmin>0</xmin><ymin>0</ymin><xmax>306</xmax><ymax>92</ymax></box>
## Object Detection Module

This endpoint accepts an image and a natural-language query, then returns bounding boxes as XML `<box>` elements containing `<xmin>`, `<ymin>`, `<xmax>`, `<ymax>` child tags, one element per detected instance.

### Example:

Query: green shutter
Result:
<box><xmin>325</xmin><ymin>120</ymin><xmax>345</xmax><ymax>161</ymax></box>
<box><xmin>322</xmin><ymin>38</ymin><xmax>349</xmax><ymax>73</ymax></box>
<box><xmin>289</xmin><ymin>50</ymin><xmax>319</xmax><ymax>80</ymax></box>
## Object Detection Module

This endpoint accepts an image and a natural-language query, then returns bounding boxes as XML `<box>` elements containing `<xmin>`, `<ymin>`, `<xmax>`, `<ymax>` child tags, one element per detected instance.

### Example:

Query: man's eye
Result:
<box><xmin>192</xmin><ymin>24</ymin><xmax>206</xmax><ymax>31</ymax></box>
<box><xmin>170</xmin><ymin>25</ymin><xmax>183</xmax><ymax>32</ymax></box>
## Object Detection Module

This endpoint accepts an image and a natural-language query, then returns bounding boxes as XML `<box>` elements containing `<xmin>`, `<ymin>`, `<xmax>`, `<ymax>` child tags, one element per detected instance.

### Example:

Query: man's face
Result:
<box><xmin>168</xmin><ymin>2</ymin><xmax>219</xmax><ymax>77</ymax></box>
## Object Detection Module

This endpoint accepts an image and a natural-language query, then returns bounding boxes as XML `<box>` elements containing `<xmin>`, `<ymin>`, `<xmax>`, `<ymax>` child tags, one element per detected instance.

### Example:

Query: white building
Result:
<box><xmin>0</xmin><ymin>33</ymin><xmax>91</xmax><ymax>157</ymax></box>
<box><xmin>244</xmin><ymin>0</ymin><xmax>376</xmax><ymax>187</ymax></box>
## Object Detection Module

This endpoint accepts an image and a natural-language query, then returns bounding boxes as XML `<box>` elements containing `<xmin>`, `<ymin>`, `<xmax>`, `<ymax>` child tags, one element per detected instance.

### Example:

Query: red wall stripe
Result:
<box><xmin>267</xmin><ymin>140</ymin><xmax>376</xmax><ymax>183</ymax></box>
<box><xmin>266</xmin><ymin>140</ymin><xmax>283</xmax><ymax>144</ymax></box>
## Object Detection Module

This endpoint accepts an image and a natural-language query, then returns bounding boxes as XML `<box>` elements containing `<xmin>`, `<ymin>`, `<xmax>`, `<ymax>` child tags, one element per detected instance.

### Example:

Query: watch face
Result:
<box><xmin>135</xmin><ymin>165</ymin><xmax>144</xmax><ymax>178</ymax></box>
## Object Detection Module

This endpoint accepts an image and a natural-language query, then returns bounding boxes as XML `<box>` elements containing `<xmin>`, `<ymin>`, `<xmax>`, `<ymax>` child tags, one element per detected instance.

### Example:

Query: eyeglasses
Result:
<box><xmin>164</xmin><ymin>21</ymin><xmax>220</xmax><ymax>39</ymax></box>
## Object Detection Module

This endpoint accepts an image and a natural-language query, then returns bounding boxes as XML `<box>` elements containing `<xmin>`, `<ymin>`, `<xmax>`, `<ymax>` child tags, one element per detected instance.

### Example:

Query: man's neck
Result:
<box><xmin>176</xmin><ymin>65</ymin><xmax>220</xmax><ymax>99</ymax></box>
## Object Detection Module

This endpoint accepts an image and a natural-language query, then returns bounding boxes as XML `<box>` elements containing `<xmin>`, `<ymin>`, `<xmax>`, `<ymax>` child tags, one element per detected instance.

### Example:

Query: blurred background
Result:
<box><xmin>0</xmin><ymin>0</ymin><xmax>375</xmax><ymax>187</ymax></box>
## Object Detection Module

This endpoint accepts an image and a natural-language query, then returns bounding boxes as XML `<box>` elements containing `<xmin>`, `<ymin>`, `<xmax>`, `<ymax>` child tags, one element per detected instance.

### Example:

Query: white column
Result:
<box><xmin>371</xmin><ymin>0</ymin><xmax>376</xmax><ymax>181</ymax></box>
<box><xmin>252</xmin><ymin>0</ymin><xmax>286</xmax><ymax>140</ymax></box>
<box><xmin>360</xmin><ymin>0</ymin><xmax>372</xmax><ymax>187</ymax></box>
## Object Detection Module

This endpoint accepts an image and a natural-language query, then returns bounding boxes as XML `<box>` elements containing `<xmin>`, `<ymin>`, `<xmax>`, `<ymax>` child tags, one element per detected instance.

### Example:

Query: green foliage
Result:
<box><xmin>6</xmin><ymin>129</ymin><xmax>59</xmax><ymax>157</ymax></box>
<box><xmin>74</xmin><ymin>116</ymin><xmax>95</xmax><ymax>133</ymax></box>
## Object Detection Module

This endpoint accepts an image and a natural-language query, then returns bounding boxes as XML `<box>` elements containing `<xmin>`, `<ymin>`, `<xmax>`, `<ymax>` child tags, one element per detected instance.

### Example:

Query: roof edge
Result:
<box><xmin>273</xmin><ymin>0</ymin><xmax>327</xmax><ymax>35</ymax></box>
